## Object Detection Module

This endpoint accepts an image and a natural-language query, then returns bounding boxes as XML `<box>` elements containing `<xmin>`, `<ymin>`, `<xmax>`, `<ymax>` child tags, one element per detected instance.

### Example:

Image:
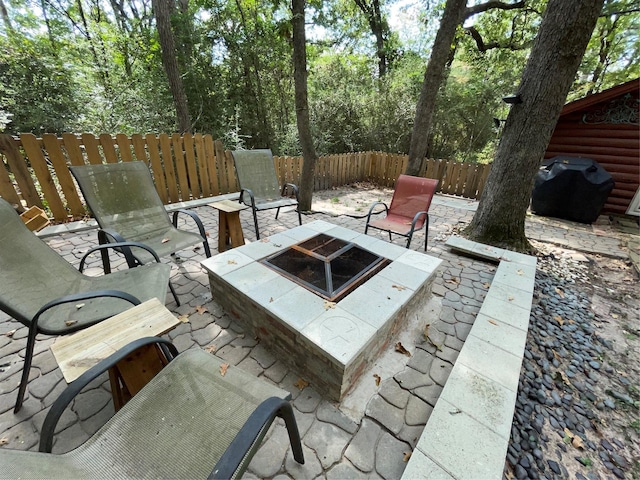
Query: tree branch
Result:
<box><xmin>465</xmin><ymin>0</ymin><xmax>525</xmax><ymax>18</ymax></box>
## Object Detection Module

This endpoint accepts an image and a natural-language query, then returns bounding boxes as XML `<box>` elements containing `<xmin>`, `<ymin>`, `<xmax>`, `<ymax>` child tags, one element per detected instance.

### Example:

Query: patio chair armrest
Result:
<box><xmin>239</xmin><ymin>188</ymin><xmax>257</xmax><ymax>209</ymax></box>
<box><xmin>281</xmin><ymin>183</ymin><xmax>300</xmax><ymax>201</ymax></box>
<box><xmin>97</xmin><ymin>228</ymin><xmax>140</xmax><ymax>270</ymax></box>
<box><xmin>29</xmin><ymin>289</ymin><xmax>141</xmax><ymax>337</ymax></box>
<box><xmin>365</xmin><ymin>201</ymin><xmax>388</xmax><ymax>224</ymax></box>
<box><xmin>79</xmin><ymin>241</ymin><xmax>162</xmax><ymax>273</ymax></box>
<box><xmin>171</xmin><ymin>209</ymin><xmax>208</xmax><ymax>241</ymax></box>
<box><xmin>410</xmin><ymin>211</ymin><xmax>428</xmax><ymax>230</ymax></box>
<box><xmin>210</xmin><ymin>397</ymin><xmax>304</xmax><ymax>479</ymax></box>
<box><xmin>39</xmin><ymin>337</ymin><xmax>179</xmax><ymax>453</ymax></box>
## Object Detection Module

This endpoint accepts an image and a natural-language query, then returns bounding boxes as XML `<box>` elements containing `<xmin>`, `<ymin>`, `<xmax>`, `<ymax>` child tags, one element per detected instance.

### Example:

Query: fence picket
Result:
<box><xmin>183</xmin><ymin>133</ymin><xmax>201</xmax><ymax>199</ymax></box>
<box><xmin>145</xmin><ymin>134</ymin><xmax>169</xmax><ymax>204</ymax></box>
<box><xmin>81</xmin><ymin>133</ymin><xmax>103</xmax><ymax>165</ymax></box>
<box><xmin>20</xmin><ymin>134</ymin><xmax>68</xmax><ymax>220</ymax></box>
<box><xmin>194</xmin><ymin>134</ymin><xmax>211</xmax><ymax>197</ymax></box>
<box><xmin>42</xmin><ymin>133</ymin><xmax>85</xmax><ymax>217</ymax></box>
<box><xmin>99</xmin><ymin>134</ymin><xmax>119</xmax><ymax>163</ymax></box>
<box><xmin>0</xmin><ymin>134</ymin><xmax>36</xmax><ymax>208</ymax></box>
<box><xmin>116</xmin><ymin>134</ymin><xmax>133</xmax><ymax>162</ymax></box>
<box><xmin>172</xmin><ymin>134</ymin><xmax>191</xmax><ymax>201</ymax></box>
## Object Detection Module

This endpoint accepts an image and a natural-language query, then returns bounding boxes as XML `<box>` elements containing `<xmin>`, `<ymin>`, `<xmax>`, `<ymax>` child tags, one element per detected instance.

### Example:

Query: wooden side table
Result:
<box><xmin>51</xmin><ymin>298</ymin><xmax>180</xmax><ymax>411</ymax></box>
<box><xmin>210</xmin><ymin>199</ymin><xmax>248</xmax><ymax>252</ymax></box>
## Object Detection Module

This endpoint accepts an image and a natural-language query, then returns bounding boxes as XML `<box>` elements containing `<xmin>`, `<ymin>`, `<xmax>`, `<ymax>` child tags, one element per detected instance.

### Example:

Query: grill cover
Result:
<box><xmin>531</xmin><ymin>156</ymin><xmax>614</xmax><ymax>224</ymax></box>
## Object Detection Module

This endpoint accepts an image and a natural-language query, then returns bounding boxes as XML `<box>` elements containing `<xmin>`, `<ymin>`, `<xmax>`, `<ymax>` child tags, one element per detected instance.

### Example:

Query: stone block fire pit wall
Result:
<box><xmin>202</xmin><ymin>220</ymin><xmax>442</xmax><ymax>401</ymax></box>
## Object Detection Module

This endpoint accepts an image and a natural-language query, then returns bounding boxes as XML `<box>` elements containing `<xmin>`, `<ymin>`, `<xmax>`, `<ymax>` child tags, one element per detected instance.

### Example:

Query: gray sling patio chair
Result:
<box><xmin>70</xmin><ymin>162</ymin><xmax>211</xmax><ymax>272</ymax></box>
<box><xmin>0</xmin><ymin>337</ymin><xmax>305</xmax><ymax>479</ymax></box>
<box><xmin>231</xmin><ymin>149</ymin><xmax>302</xmax><ymax>239</ymax></box>
<box><xmin>0</xmin><ymin>198</ymin><xmax>174</xmax><ymax>413</ymax></box>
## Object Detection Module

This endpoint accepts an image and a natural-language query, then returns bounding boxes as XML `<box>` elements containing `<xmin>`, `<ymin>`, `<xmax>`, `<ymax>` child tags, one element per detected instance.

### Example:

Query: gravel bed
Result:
<box><xmin>504</xmin><ymin>249</ymin><xmax>639</xmax><ymax>480</ymax></box>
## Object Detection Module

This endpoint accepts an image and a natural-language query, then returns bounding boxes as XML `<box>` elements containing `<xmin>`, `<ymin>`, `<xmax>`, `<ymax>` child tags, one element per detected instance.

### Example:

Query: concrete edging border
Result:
<box><xmin>402</xmin><ymin>236</ymin><xmax>537</xmax><ymax>479</ymax></box>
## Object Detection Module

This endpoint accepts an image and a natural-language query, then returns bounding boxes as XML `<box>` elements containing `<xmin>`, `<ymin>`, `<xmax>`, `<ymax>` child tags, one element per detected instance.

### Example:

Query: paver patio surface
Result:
<box><xmin>0</xmin><ymin>187</ymin><xmax>634</xmax><ymax>478</ymax></box>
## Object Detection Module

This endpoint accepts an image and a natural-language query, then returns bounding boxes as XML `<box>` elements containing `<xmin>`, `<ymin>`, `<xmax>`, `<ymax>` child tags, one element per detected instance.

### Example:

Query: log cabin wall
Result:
<box><xmin>544</xmin><ymin>79</ymin><xmax>639</xmax><ymax>216</ymax></box>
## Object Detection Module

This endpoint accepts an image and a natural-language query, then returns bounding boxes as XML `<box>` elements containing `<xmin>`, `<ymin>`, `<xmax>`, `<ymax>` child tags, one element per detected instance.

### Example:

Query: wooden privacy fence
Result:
<box><xmin>0</xmin><ymin>133</ymin><xmax>492</xmax><ymax>223</ymax></box>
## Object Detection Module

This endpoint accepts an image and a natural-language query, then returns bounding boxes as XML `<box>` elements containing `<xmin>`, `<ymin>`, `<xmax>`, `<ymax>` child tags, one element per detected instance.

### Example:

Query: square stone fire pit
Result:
<box><xmin>202</xmin><ymin>220</ymin><xmax>442</xmax><ymax>401</ymax></box>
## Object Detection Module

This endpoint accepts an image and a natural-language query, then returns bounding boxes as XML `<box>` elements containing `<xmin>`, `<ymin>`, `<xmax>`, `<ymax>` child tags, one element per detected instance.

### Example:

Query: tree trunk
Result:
<box><xmin>464</xmin><ymin>0</ymin><xmax>605</xmax><ymax>251</ymax></box>
<box><xmin>152</xmin><ymin>0</ymin><xmax>191</xmax><ymax>133</ymax></box>
<box><xmin>405</xmin><ymin>0</ymin><xmax>467</xmax><ymax>176</ymax></box>
<box><xmin>354</xmin><ymin>0</ymin><xmax>390</xmax><ymax>77</ymax></box>
<box><xmin>292</xmin><ymin>0</ymin><xmax>318</xmax><ymax>212</ymax></box>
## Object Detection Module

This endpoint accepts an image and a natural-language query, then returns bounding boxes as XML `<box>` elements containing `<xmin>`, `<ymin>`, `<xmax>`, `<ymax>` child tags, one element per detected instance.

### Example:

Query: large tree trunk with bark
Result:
<box><xmin>405</xmin><ymin>0</ymin><xmax>467</xmax><ymax>176</ymax></box>
<box><xmin>464</xmin><ymin>0</ymin><xmax>605</xmax><ymax>251</ymax></box>
<box><xmin>153</xmin><ymin>0</ymin><xmax>191</xmax><ymax>133</ymax></box>
<box><xmin>292</xmin><ymin>0</ymin><xmax>318</xmax><ymax>212</ymax></box>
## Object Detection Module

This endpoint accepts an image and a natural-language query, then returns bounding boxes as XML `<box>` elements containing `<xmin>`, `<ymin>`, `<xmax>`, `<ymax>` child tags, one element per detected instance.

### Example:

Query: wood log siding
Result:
<box><xmin>545</xmin><ymin>80</ymin><xmax>640</xmax><ymax>216</ymax></box>
<box><xmin>0</xmin><ymin>133</ymin><xmax>491</xmax><ymax>222</ymax></box>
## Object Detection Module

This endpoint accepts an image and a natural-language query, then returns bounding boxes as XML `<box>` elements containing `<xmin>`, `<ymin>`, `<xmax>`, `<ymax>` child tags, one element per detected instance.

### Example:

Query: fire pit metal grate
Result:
<box><xmin>260</xmin><ymin>233</ymin><xmax>390</xmax><ymax>302</ymax></box>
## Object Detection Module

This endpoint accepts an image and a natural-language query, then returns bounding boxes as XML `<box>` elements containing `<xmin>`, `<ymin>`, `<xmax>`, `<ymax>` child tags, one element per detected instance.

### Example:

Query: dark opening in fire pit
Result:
<box><xmin>260</xmin><ymin>234</ymin><xmax>390</xmax><ymax>302</ymax></box>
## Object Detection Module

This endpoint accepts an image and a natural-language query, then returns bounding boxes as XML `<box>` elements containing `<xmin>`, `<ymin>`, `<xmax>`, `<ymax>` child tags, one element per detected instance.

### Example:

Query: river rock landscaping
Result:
<box><xmin>504</xmin><ymin>243</ymin><xmax>639</xmax><ymax>480</ymax></box>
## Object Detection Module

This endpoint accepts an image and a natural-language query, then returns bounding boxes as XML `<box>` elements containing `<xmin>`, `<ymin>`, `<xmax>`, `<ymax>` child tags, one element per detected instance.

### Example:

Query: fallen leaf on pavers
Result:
<box><xmin>294</xmin><ymin>378</ymin><xmax>309</xmax><ymax>390</ymax></box>
<box><xmin>161</xmin><ymin>238</ymin><xmax>169</xmax><ymax>244</ymax></box>
<box><xmin>195</xmin><ymin>305</ymin><xmax>209</xmax><ymax>315</ymax></box>
<box><xmin>517</xmin><ymin>269</ymin><xmax>524</xmax><ymax>276</ymax></box>
<box><xmin>227</xmin><ymin>259</ymin><xmax>237</xmax><ymax>265</ymax></box>
<box><xmin>324</xmin><ymin>301</ymin><xmax>337</xmax><ymax>310</ymax></box>
<box><xmin>193</xmin><ymin>245</ymin><xmax>201</xmax><ymax>251</ymax></box>
<box><xmin>219</xmin><ymin>363</ymin><xmax>229</xmax><ymax>376</ymax></box>
<box><xmin>75</xmin><ymin>303</ymin><xmax>85</xmax><ymax>309</ymax></box>
<box><xmin>373</xmin><ymin>374</ymin><xmax>381</xmax><ymax>386</ymax></box>
<box><xmin>488</xmin><ymin>319</ymin><xmax>498</xmax><ymax>326</ymax></box>
<box><xmin>0</xmin><ymin>438</ymin><xmax>8</xmax><ymax>446</ymax></box>
<box><xmin>392</xmin><ymin>284</ymin><xmax>407</xmax><ymax>291</ymax></box>
<box><xmin>554</xmin><ymin>371</ymin><xmax>571</xmax><ymax>386</ymax></box>
<box><xmin>563</xmin><ymin>427</ymin><xmax>577</xmax><ymax>444</ymax></box>
<box><xmin>445</xmin><ymin>277</ymin><xmax>459</xmax><ymax>285</ymax></box>
<box><xmin>449</xmin><ymin>408</ymin><xmax>462</xmax><ymax>415</ymax></box>
<box><xmin>178</xmin><ymin>314</ymin><xmax>189</xmax><ymax>323</ymax></box>
<box><xmin>555</xmin><ymin>287</ymin><xmax>565</xmax><ymax>298</ymax></box>
<box><xmin>269</xmin><ymin>297</ymin><xmax>274</xmax><ymax>303</ymax></box>
<box><xmin>611</xmin><ymin>313</ymin><xmax>619</xmax><ymax>319</ymax></box>
<box><xmin>572</xmin><ymin>435</ymin><xmax>585</xmax><ymax>450</ymax></box>
<box><xmin>553</xmin><ymin>315</ymin><xmax>564</xmax><ymax>325</ymax></box>
<box><xmin>205</xmin><ymin>345</ymin><xmax>217</xmax><ymax>353</ymax></box>
<box><xmin>205</xmin><ymin>231</ymin><xmax>210</xmax><ymax>237</ymax></box>
<box><xmin>423</xmin><ymin>324</ymin><xmax>430</xmax><ymax>339</ymax></box>
<box><xmin>395</xmin><ymin>342</ymin><xmax>411</xmax><ymax>357</ymax></box>
<box><xmin>507</xmin><ymin>296</ymin><xmax>515</xmax><ymax>301</ymax></box>
<box><xmin>483</xmin><ymin>282</ymin><xmax>490</xmax><ymax>289</ymax></box>
<box><xmin>4</xmin><ymin>329</ymin><xmax>16</xmax><ymax>337</ymax></box>
<box><xmin>403</xmin><ymin>451</ymin><xmax>412</xmax><ymax>462</ymax></box>
<box><xmin>65</xmin><ymin>320</ymin><xmax>77</xmax><ymax>327</ymax></box>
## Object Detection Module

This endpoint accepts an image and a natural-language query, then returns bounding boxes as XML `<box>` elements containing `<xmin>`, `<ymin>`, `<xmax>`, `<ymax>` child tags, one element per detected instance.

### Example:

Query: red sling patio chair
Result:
<box><xmin>364</xmin><ymin>175</ymin><xmax>439</xmax><ymax>251</ymax></box>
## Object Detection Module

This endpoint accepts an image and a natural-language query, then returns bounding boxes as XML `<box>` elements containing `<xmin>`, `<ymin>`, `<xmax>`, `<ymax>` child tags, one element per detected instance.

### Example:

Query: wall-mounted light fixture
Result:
<box><xmin>502</xmin><ymin>94</ymin><xmax>522</xmax><ymax>105</ymax></box>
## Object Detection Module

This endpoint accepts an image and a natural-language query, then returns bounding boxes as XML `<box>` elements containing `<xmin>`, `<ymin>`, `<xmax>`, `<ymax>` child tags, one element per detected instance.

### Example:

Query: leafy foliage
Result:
<box><xmin>0</xmin><ymin>0</ymin><xmax>637</xmax><ymax>161</ymax></box>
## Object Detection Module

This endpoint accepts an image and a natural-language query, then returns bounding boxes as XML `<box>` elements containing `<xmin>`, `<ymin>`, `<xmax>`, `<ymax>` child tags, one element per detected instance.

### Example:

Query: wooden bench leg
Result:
<box><xmin>108</xmin><ymin>344</ymin><xmax>170</xmax><ymax>411</ymax></box>
<box><xmin>218</xmin><ymin>211</ymin><xmax>245</xmax><ymax>252</ymax></box>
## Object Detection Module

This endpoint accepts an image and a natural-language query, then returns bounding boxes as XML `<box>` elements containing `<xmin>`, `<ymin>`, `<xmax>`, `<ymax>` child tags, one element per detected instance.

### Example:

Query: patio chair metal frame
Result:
<box><xmin>0</xmin><ymin>337</ymin><xmax>305</xmax><ymax>479</ymax></box>
<box><xmin>0</xmin><ymin>198</ymin><xmax>174</xmax><ymax>413</ymax></box>
<box><xmin>231</xmin><ymin>149</ymin><xmax>302</xmax><ymax>239</ymax></box>
<box><xmin>70</xmin><ymin>162</ymin><xmax>211</xmax><ymax>274</ymax></box>
<box><xmin>364</xmin><ymin>175</ymin><xmax>439</xmax><ymax>251</ymax></box>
